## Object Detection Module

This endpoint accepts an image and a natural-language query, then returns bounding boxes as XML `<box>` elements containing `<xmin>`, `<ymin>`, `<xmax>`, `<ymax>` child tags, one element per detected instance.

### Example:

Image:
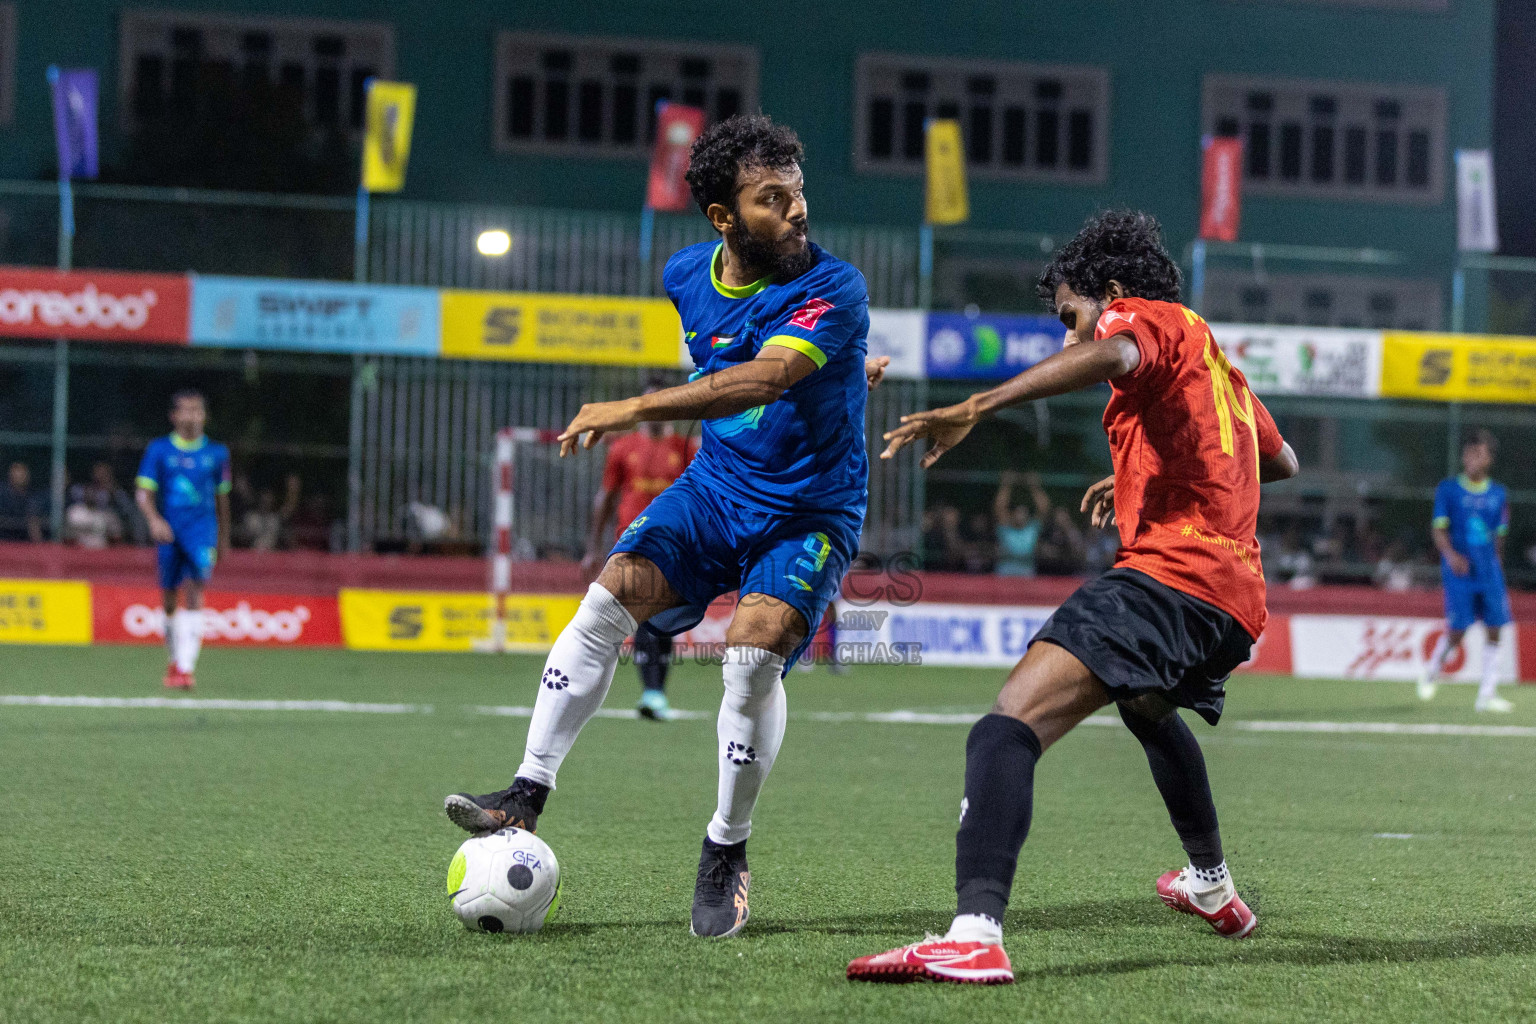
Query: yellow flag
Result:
<box><xmin>925</xmin><ymin>119</ymin><xmax>968</xmax><ymax>225</ymax></box>
<box><xmin>362</xmin><ymin>80</ymin><xmax>417</xmax><ymax>193</ymax></box>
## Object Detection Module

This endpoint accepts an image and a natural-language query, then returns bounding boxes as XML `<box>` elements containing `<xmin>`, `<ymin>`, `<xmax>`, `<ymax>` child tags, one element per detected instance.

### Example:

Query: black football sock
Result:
<box><xmin>510</xmin><ymin>776</ymin><xmax>551</xmax><ymax>815</ymax></box>
<box><xmin>633</xmin><ymin>625</ymin><xmax>670</xmax><ymax>693</ymax></box>
<box><xmin>1117</xmin><ymin>703</ymin><xmax>1223</xmax><ymax>868</ymax></box>
<box><xmin>955</xmin><ymin>713</ymin><xmax>1042</xmax><ymax>924</ymax></box>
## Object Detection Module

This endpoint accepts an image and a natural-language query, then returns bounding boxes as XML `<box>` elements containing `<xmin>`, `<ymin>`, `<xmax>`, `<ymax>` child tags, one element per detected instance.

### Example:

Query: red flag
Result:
<box><xmin>1199</xmin><ymin>136</ymin><xmax>1243</xmax><ymax>242</ymax></box>
<box><xmin>645</xmin><ymin>102</ymin><xmax>706</xmax><ymax>212</ymax></box>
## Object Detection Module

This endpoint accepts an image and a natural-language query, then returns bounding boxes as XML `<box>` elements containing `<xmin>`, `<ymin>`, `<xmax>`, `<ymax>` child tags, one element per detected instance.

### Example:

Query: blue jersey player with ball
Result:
<box><xmin>445</xmin><ymin>115</ymin><xmax>890</xmax><ymax>938</ymax></box>
<box><xmin>1418</xmin><ymin>429</ymin><xmax>1514</xmax><ymax>712</ymax></box>
<box><xmin>135</xmin><ymin>390</ymin><xmax>231</xmax><ymax>690</ymax></box>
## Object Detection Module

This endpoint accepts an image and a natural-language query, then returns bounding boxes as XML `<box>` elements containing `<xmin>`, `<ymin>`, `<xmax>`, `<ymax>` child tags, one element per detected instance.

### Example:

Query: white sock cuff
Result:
<box><xmin>1189</xmin><ymin>861</ymin><xmax>1230</xmax><ymax>887</ymax></box>
<box><xmin>946</xmin><ymin>913</ymin><xmax>1004</xmax><ymax>944</ymax></box>
<box><xmin>580</xmin><ymin>582</ymin><xmax>638</xmax><ymax>640</ymax></box>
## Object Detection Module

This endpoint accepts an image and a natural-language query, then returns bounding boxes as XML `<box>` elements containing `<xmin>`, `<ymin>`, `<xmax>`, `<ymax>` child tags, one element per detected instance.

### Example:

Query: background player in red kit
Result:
<box><xmin>582</xmin><ymin>378</ymin><xmax>699</xmax><ymax>720</ymax></box>
<box><xmin>848</xmin><ymin>211</ymin><xmax>1299</xmax><ymax>985</ymax></box>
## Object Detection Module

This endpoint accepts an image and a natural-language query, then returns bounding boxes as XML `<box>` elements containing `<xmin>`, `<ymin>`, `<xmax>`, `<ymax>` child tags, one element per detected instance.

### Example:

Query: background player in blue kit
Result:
<box><xmin>135</xmin><ymin>390</ymin><xmax>231</xmax><ymax>689</ymax></box>
<box><xmin>1418</xmin><ymin>429</ymin><xmax>1513</xmax><ymax>712</ymax></box>
<box><xmin>445</xmin><ymin>114</ymin><xmax>889</xmax><ymax>938</ymax></box>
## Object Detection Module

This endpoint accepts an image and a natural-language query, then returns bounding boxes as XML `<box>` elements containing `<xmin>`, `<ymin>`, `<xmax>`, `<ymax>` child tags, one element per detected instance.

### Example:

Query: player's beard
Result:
<box><xmin>731</xmin><ymin>218</ymin><xmax>815</xmax><ymax>282</ymax></box>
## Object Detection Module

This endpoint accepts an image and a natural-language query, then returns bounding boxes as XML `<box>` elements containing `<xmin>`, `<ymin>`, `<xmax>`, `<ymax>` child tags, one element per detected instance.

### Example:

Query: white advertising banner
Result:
<box><xmin>1210</xmin><ymin>324</ymin><xmax>1383</xmax><ymax>399</ymax></box>
<box><xmin>1289</xmin><ymin>615</ymin><xmax>1517</xmax><ymax>684</ymax></box>
<box><xmin>832</xmin><ymin>600</ymin><xmax>1056</xmax><ymax>667</ymax></box>
<box><xmin>866</xmin><ymin>309</ymin><xmax>927</xmax><ymax>380</ymax></box>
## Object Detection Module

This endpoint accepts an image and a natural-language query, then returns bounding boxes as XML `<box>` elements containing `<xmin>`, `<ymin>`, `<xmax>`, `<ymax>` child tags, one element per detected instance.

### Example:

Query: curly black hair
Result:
<box><xmin>1036</xmin><ymin>210</ymin><xmax>1182</xmax><ymax>310</ymax></box>
<box><xmin>685</xmin><ymin>114</ymin><xmax>804</xmax><ymax>216</ymax></box>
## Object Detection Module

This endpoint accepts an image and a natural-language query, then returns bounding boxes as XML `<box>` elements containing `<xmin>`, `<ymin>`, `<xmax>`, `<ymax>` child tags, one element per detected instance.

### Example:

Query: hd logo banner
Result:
<box><xmin>924</xmin><ymin>313</ymin><xmax>1063</xmax><ymax>380</ymax></box>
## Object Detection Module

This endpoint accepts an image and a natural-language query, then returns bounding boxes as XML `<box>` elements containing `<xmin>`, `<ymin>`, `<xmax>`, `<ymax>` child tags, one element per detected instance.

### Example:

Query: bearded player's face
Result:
<box><xmin>729</xmin><ymin>163</ymin><xmax>811</xmax><ymax>278</ymax></box>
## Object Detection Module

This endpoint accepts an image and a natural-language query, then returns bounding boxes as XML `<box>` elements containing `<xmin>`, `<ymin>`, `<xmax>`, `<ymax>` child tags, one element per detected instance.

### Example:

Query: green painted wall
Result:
<box><xmin>4</xmin><ymin>1</ymin><xmax>1493</xmax><ymax>264</ymax></box>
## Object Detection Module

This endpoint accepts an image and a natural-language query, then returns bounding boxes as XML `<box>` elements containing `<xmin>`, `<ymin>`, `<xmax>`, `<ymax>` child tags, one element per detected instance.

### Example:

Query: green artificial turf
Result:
<box><xmin>3</xmin><ymin>645</ymin><xmax>1535</xmax><ymax>1022</ymax></box>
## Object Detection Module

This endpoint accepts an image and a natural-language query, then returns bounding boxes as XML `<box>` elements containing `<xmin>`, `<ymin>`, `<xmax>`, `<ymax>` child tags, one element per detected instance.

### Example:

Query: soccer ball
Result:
<box><xmin>446</xmin><ymin>827</ymin><xmax>562</xmax><ymax>933</ymax></box>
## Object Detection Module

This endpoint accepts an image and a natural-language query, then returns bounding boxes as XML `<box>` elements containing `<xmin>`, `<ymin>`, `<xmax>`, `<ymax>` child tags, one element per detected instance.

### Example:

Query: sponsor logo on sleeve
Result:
<box><xmin>788</xmin><ymin>298</ymin><xmax>834</xmax><ymax>331</ymax></box>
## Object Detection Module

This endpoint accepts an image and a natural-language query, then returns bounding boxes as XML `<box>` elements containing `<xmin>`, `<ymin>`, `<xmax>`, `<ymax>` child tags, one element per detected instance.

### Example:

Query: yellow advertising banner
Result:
<box><xmin>339</xmin><ymin>588</ymin><xmax>580</xmax><ymax>653</ymax></box>
<box><xmin>1381</xmin><ymin>332</ymin><xmax>1536</xmax><ymax>404</ymax></box>
<box><xmin>361</xmin><ymin>80</ymin><xmax>417</xmax><ymax>193</ymax></box>
<box><xmin>0</xmin><ymin>579</ymin><xmax>92</xmax><ymax>644</ymax></box>
<box><xmin>440</xmin><ymin>290</ymin><xmax>683</xmax><ymax>366</ymax></box>
<box><xmin>925</xmin><ymin>118</ymin><xmax>969</xmax><ymax>226</ymax></box>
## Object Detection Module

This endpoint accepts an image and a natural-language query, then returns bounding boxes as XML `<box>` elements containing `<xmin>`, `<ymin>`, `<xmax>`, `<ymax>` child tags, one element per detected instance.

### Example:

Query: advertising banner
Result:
<box><xmin>925</xmin><ymin>313</ymin><xmax>1063</xmax><ymax>380</ymax></box>
<box><xmin>1289</xmin><ymin>615</ymin><xmax>1518</xmax><ymax>684</ymax></box>
<box><xmin>829</xmin><ymin>599</ymin><xmax>1054</xmax><ymax>667</ymax></box>
<box><xmin>48</xmin><ymin>67</ymin><xmax>99</xmax><ymax>180</ymax></box>
<box><xmin>440</xmin><ymin>290</ymin><xmax>682</xmax><ymax>366</ymax></box>
<box><xmin>1381</xmin><ymin>333</ymin><xmax>1536</xmax><ymax>404</ymax></box>
<box><xmin>1199</xmin><ymin>136</ymin><xmax>1242</xmax><ymax>242</ymax></box>
<box><xmin>190</xmin><ymin>276</ymin><xmax>440</xmax><ymax>355</ymax></box>
<box><xmin>866</xmin><ymin>309</ymin><xmax>927</xmax><ymax>380</ymax></box>
<box><xmin>339</xmin><ymin>589</ymin><xmax>580</xmax><ymax>652</ymax></box>
<box><xmin>1455</xmin><ymin>149</ymin><xmax>1498</xmax><ymax>253</ymax></box>
<box><xmin>1212</xmin><ymin>324</ymin><xmax>1383</xmax><ymax>398</ymax></box>
<box><xmin>92</xmin><ymin>585</ymin><xmax>341</xmax><ymax>647</ymax></box>
<box><xmin>361</xmin><ymin>80</ymin><xmax>417</xmax><ymax>194</ymax></box>
<box><xmin>0</xmin><ymin>267</ymin><xmax>189</xmax><ymax>343</ymax></box>
<box><xmin>0</xmin><ymin>579</ymin><xmax>92</xmax><ymax>644</ymax></box>
<box><xmin>924</xmin><ymin>118</ymin><xmax>969</xmax><ymax>226</ymax></box>
<box><xmin>646</xmin><ymin>102</ymin><xmax>705</xmax><ymax>212</ymax></box>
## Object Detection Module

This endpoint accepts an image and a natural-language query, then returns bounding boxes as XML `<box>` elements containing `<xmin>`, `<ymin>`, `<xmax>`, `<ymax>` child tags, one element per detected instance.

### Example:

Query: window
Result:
<box><xmin>494</xmin><ymin>33</ymin><xmax>758</xmax><ymax>157</ymax></box>
<box><xmin>119</xmin><ymin>10</ymin><xmax>394</xmax><ymax>131</ymax></box>
<box><xmin>1205</xmin><ymin>270</ymin><xmax>1441</xmax><ymax>330</ymax></box>
<box><xmin>855</xmin><ymin>53</ymin><xmax>1108</xmax><ymax>183</ymax></box>
<box><xmin>0</xmin><ymin>3</ymin><xmax>14</xmax><ymax>126</ymax></box>
<box><xmin>1203</xmin><ymin>75</ymin><xmax>1445</xmax><ymax>203</ymax></box>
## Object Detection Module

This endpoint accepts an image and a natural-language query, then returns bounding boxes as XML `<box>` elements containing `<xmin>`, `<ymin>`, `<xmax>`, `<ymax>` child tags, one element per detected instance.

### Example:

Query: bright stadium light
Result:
<box><xmin>476</xmin><ymin>229</ymin><xmax>512</xmax><ymax>257</ymax></box>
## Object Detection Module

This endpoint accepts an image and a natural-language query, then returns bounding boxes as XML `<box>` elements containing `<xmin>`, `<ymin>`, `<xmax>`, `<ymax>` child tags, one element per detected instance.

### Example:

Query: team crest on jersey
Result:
<box><xmin>788</xmin><ymin>298</ymin><xmax>834</xmax><ymax>330</ymax></box>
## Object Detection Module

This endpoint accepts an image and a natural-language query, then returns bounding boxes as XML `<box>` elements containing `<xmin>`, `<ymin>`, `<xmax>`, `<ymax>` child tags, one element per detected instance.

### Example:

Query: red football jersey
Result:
<box><xmin>602</xmin><ymin>431</ymin><xmax>697</xmax><ymax>538</ymax></box>
<box><xmin>1094</xmin><ymin>298</ymin><xmax>1285</xmax><ymax>639</ymax></box>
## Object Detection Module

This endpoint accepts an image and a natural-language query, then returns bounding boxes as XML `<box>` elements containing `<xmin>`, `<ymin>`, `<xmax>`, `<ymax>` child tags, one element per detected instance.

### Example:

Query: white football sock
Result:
<box><xmin>173</xmin><ymin>608</ymin><xmax>204</xmax><ymax>674</ymax></box>
<box><xmin>163</xmin><ymin>609</ymin><xmax>176</xmax><ymax>665</ymax></box>
<box><xmin>1422</xmin><ymin>633</ymin><xmax>1449</xmax><ymax>682</ymax></box>
<box><xmin>706</xmin><ymin>646</ymin><xmax>787</xmax><ymax>846</ymax></box>
<box><xmin>1478</xmin><ymin>641</ymin><xmax>1501</xmax><ymax>702</ymax></box>
<box><xmin>945</xmin><ymin>913</ymin><xmax>1003</xmax><ymax>944</ymax></box>
<box><xmin>516</xmin><ymin>583</ymin><xmax>637</xmax><ymax>790</ymax></box>
<box><xmin>1187</xmin><ymin>860</ymin><xmax>1235</xmax><ymax>913</ymax></box>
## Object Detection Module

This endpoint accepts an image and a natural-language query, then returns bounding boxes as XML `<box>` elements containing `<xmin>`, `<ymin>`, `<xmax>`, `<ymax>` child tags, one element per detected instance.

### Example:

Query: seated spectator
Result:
<box><xmin>1037</xmin><ymin>507</ymin><xmax>1087</xmax><ymax>575</ymax></box>
<box><xmin>0</xmin><ymin>461</ymin><xmax>45</xmax><ymax>542</ymax></box>
<box><xmin>91</xmin><ymin>462</ymin><xmax>144</xmax><ymax>544</ymax></box>
<box><xmin>961</xmin><ymin>510</ymin><xmax>997</xmax><ymax>574</ymax></box>
<box><xmin>993</xmin><ymin>471</ymin><xmax>1048</xmax><ymax>576</ymax></box>
<box><xmin>921</xmin><ymin>504</ymin><xmax>963</xmax><ymax>571</ymax></box>
<box><xmin>289</xmin><ymin>493</ymin><xmax>335</xmax><ymax>551</ymax></box>
<box><xmin>1275</xmin><ymin>524</ymin><xmax>1317</xmax><ymax>589</ymax></box>
<box><xmin>1083</xmin><ymin>525</ymin><xmax>1120</xmax><ymax>575</ymax></box>
<box><xmin>1373</xmin><ymin>539</ymin><xmax>1415</xmax><ymax>592</ymax></box>
<box><xmin>64</xmin><ymin>478</ymin><xmax>123</xmax><ymax>549</ymax></box>
<box><xmin>242</xmin><ymin>490</ymin><xmax>283</xmax><ymax>551</ymax></box>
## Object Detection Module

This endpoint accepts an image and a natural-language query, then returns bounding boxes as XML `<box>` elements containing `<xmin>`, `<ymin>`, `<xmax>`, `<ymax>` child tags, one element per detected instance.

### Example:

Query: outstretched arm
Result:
<box><xmin>558</xmin><ymin>348</ymin><xmax>817</xmax><ymax>456</ymax></box>
<box><xmin>882</xmin><ymin>336</ymin><xmax>1140</xmax><ymax>467</ymax></box>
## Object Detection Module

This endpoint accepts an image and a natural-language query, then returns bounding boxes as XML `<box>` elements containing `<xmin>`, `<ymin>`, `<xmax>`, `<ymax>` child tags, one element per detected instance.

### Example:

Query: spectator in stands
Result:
<box><xmin>1037</xmin><ymin>506</ymin><xmax>1087</xmax><ymax>575</ymax></box>
<box><xmin>961</xmin><ymin>510</ymin><xmax>996</xmax><ymax>574</ymax></box>
<box><xmin>921</xmin><ymin>504</ymin><xmax>964</xmax><ymax>571</ymax></box>
<box><xmin>993</xmin><ymin>471</ymin><xmax>1049</xmax><ymax>576</ymax></box>
<box><xmin>1275</xmin><ymin>524</ymin><xmax>1317</xmax><ymax>589</ymax></box>
<box><xmin>242</xmin><ymin>489</ymin><xmax>284</xmax><ymax>551</ymax></box>
<box><xmin>1083</xmin><ymin>525</ymin><xmax>1119</xmax><ymax>576</ymax></box>
<box><xmin>1374</xmin><ymin>538</ymin><xmax>1415</xmax><ymax>592</ymax></box>
<box><xmin>288</xmin><ymin>492</ymin><xmax>335</xmax><ymax>551</ymax></box>
<box><xmin>64</xmin><ymin>469</ymin><xmax>126</xmax><ymax>549</ymax></box>
<box><xmin>91</xmin><ymin>462</ymin><xmax>144</xmax><ymax>545</ymax></box>
<box><xmin>0</xmin><ymin>461</ymin><xmax>45</xmax><ymax>542</ymax></box>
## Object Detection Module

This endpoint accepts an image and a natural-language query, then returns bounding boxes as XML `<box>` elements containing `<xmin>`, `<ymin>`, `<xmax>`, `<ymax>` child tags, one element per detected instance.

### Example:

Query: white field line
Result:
<box><xmin>6</xmin><ymin>697</ymin><xmax>1535</xmax><ymax>738</ymax></box>
<box><xmin>0</xmin><ymin>695</ymin><xmax>430</xmax><ymax>714</ymax></box>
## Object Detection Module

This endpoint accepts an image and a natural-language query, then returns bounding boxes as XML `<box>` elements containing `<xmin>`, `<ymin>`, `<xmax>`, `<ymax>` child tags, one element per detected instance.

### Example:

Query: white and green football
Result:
<box><xmin>447</xmin><ymin>827</ymin><xmax>561</xmax><ymax>933</ymax></box>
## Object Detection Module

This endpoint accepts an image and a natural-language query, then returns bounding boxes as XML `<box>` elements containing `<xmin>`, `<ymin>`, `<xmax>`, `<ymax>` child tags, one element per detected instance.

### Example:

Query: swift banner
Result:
<box><xmin>440</xmin><ymin>290</ymin><xmax>683</xmax><ymax>366</ymax></box>
<box><xmin>0</xmin><ymin>267</ymin><xmax>189</xmax><ymax>343</ymax></box>
<box><xmin>339</xmin><ymin>589</ymin><xmax>580</xmax><ymax>652</ymax></box>
<box><xmin>190</xmin><ymin>276</ymin><xmax>440</xmax><ymax>355</ymax></box>
<box><xmin>92</xmin><ymin>586</ymin><xmax>342</xmax><ymax>647</ymax></box>
<box><xmin>1212</xmin><ymin>324</ymin><xmax>1382</xmax><ymax>398</ymax></box>
<box><xmin>0</xmin><ymin>579</ymin><xmax>92</xmax><ymax>644</ymax></box>
<box><xmin>1381</xmin><ymin>332</ymin><xmax>1536</xmax><ymax>404</ymax></box>
<box><xmin>925</xmin><ymin>313</ymin><xmax>1063</xmax><ymax>379</ymax></box>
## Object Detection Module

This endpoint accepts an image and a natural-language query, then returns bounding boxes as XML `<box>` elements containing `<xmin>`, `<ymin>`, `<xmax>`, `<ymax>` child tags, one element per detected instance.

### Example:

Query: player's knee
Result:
<box><xmin>1117</xmin><ymin>694</ymin><xmax>1177</xmax><ymax>726</ymax></box>
<box><xmin>596</xmin><ymin>553</ymin><xmax>677</xmax><ymax>622</ymax></box>
<box><xmin>726</xmin><ymin>596</ymin><xmax>806</xmax><ymax>659</ymax></box>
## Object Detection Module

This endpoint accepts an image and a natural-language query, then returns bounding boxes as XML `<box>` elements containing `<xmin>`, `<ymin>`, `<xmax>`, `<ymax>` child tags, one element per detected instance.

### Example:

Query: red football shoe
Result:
<box><xmin>847</xmin><ymin>936</ymin><xmax>1014</xmax><ymax>984</ymax></box>
<box><xmin>163</xmin><ymin>664</ymin><xmax>193</xmax><ymax>690</ymax></box>
<box><xmin>1157</xmin><ymin>868</ymin><xmax>1256</xmax><ymax>939</ymax></box>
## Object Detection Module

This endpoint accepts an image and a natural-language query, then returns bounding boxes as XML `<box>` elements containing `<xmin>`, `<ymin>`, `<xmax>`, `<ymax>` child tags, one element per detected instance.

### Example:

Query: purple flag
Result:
<box><xmin>48</xmin><ymin>67</ymin><xmax>99</xmax><ymax>180</ymax></box>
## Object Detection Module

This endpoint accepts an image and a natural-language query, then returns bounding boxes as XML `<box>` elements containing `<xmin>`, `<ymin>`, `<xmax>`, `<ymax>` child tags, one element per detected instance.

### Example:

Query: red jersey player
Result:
<box><xmin>582</xmin><ymin>379</ymin><xmax>698</xmax><ymax>721</ymax></box>
<box><xmin>848</xmin><ymin>211</ymin><xmax>1298</xmax><ymax>985</ymax></box>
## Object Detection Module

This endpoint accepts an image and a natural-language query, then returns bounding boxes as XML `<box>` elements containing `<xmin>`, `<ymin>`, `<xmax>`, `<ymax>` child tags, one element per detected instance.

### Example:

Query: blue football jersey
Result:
<box><xmin>664</xmin><ymin>240</ymin><xmax>870</xmax><ymax>519</ymax></box>
<box><xmin>136</xmin><ymin>434</ymin><xmax>232</xmax><ymax>530</ymax></box>
<box><xmin>1433</xmin><ymin>474</ymin><xmax>1508</xmax><ymax>576</ymax></box>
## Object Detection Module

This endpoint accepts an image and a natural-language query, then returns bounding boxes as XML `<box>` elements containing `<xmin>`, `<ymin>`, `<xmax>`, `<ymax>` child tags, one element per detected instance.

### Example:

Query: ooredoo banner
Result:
<box><xmin>0</xmin><ymin>267</ymin><xmax>189</xmax><ymax>343</ymax></box>
<box><xmin>92</xmin><ymin>585</ymin><xmax>341</xmax><ymax>647</ymax></box>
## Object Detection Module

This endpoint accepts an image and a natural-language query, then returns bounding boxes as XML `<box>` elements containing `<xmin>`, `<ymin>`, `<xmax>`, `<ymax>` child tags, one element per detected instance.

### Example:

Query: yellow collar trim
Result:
<box><xmin>710</xmin><ymin>243</ymin><xmax>773</xmax><ymax>299</ymax></box>
<box><xmin>169</xmin><ymin>433</ymin><xmax>206</xmax><ymax>452</ymax></box>
<box><xmin>1458</xmin><ymin>474</ymin><xmax>1491</xmax><ymax>494</ymax></box>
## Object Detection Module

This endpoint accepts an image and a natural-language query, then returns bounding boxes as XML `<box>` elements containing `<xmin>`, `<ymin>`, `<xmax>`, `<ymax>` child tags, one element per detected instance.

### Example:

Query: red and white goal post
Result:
<box><xmin>487</xmin><ymin>426</ymin><xmax>560</xmax><ymax>653</ymax></box>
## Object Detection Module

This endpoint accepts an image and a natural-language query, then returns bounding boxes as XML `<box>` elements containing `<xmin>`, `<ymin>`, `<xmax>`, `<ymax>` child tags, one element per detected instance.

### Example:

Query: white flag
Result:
<box><xmin>1456</xmin><ymin>149</ymin><xmax>1498</xmax><ymax>253</ymax></box>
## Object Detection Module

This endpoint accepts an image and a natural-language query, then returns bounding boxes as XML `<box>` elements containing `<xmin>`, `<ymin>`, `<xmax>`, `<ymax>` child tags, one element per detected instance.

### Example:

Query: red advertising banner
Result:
<box><xmin>1236</xmin><ymin>614</ymin><xmax>1292</xmax><ymax>674</ymax></box>
<box><xmin>645</xmin><ymin>103</ymin><xmax>706</xmax><ymax>212</ymax></box>
<box><xmin>0</xmin><ymin>267</ymin><xmax>189</xmax><ymax>343</ymax></box>
<box><xmin>1199</xmin><ymin>137</ymin><xmax>1243</xmax><ymax>243</ymax></box>
<box><xmin>92</xmin><ymin>585</ymin><xmax>341</xmax><ymax>647</ymax></box>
